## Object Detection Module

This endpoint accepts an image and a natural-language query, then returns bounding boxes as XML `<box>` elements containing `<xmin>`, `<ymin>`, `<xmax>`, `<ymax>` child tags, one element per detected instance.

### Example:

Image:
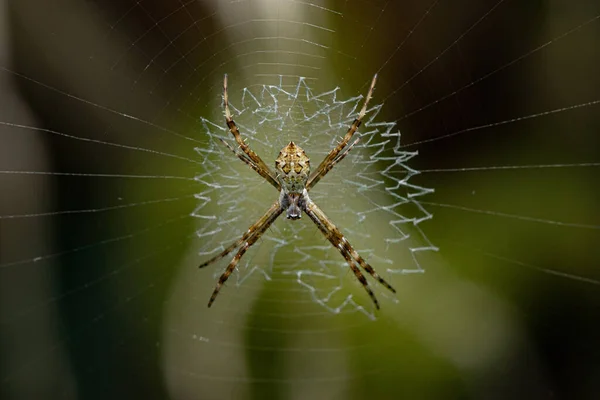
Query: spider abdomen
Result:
<box><xmin>275</xmin><ymin>141</ymin><xmax>310</xmax><ymax>194</ymax></box>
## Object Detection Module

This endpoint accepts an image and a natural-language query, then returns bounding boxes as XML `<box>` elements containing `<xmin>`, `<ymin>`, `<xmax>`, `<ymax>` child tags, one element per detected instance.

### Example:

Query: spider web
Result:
<box><xmin>195</xmin><ymin>76</ymin><xmax>435</xmax><ymax>316</ymax></box>
<box><xmin>1</xmin><ymin>0</ymin><xmax>600</xmax><ymax>399</ymax></box>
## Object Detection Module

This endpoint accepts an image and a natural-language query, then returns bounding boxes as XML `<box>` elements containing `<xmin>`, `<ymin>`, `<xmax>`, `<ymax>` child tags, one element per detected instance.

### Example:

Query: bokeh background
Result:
<box><xmin>1</xmin><ymin>0</ymin><xmax>599</xmax><ymax>399</ymax></box>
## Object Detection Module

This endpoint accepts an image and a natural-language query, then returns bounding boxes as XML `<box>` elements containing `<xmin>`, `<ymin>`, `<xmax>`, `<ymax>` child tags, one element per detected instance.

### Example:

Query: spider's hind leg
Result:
<box><xmin>339</xmin><ymin>249</ymin><xmax>381</xmax><ymax>309</ymax></box>
<box><xmin>201</xmin><ymin>200</ymin><xmax>284</xmax><ymax>307</ymax></box>
<box><xmin>199</xmin><ymin>238</ymin><xmax>244</xmax><ymax>269</ymax></box>
<box><xmin>302</xmin><ymin>197</ymin><xmax>396</xmax><ymax>309</ymax></box>
<box><xmin>207</xmin><ymin>241</ymin><xmax>251</xmax><ymax>307</ymax></box>
<box><xmin>342</xmin><ymin>239</ymin><xmax>396</xmax><ymax>294</ymax></box>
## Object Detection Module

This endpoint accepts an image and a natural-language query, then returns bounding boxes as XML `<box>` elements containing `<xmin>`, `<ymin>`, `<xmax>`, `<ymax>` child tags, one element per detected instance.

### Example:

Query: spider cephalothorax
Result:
<box><xmin>199</xmin><ymin>74</ymin><xmax>396</xmax><ymax>309</ymax></box>
<box><xmin>276</xmin><ymin>141</ymin><xmax>310</xmax><ymax>220</ymax></box>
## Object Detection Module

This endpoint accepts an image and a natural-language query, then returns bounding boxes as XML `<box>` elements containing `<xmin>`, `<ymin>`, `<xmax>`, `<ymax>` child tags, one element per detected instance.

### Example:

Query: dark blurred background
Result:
<box><xmin>1</xmin><ymin>0</ymin><xmax>599</xmax><ymax>399</ymax></box>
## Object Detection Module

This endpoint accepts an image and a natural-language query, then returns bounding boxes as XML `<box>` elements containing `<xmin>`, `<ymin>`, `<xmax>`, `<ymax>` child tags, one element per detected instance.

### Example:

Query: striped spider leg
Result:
<box><xmin>199</xmin><ymin>74</ymin><xmax>395</xmax><ymax>309</ymax></box>
<box><xmin>222</xmin><ymin>74</ymin><xmax>280</xmax><ymax>190</ymax></box>
<box><xmin>199</xmin><ymin>201</ymin><xmax>283</xmax><ymax>308</ymax></box>
<box><xmin>302</xmin><ymin>197</ymin><xmax>396</xmax><ymax>309</ymax></box>
<box><xmin>306</xmin><ymin>74</ymin><xmax>377</xmax><ymax>190</ymax></box>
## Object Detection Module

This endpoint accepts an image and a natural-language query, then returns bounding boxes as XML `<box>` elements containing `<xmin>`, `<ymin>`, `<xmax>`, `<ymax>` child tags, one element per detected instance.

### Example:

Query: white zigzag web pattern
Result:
<box><xmin>193</xmin><ymin>76</ymin><xmax>437</xmax><ymax>317</ymax></box>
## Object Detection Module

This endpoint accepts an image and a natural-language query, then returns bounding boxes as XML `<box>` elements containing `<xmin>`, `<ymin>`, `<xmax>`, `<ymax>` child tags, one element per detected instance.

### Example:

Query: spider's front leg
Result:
<box><xmin>222</xmin><ymin>74</ymin><xmax>280</xmax><ymax>190</ymax></box>
<box><xmin>301</xmin><ymin>196</ymin><xmax>396</xmax><ymax>309</ymax></box>
<box><xmin>306</xmin><ymin>74</ymin><xmax>377</xmax><ymax>190</ymax></box>
<box><xmin>218</xmin><ymin>137</ymin><xmax>280</xmax><ymax>190</ymax></box>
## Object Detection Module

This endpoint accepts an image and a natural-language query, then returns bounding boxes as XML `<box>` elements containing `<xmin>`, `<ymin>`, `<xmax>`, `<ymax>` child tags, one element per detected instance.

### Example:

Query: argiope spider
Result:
<box><xmin>199</xmin><ymin>74</ymin><xmax>396</xmax><ymax>309</ymax></box>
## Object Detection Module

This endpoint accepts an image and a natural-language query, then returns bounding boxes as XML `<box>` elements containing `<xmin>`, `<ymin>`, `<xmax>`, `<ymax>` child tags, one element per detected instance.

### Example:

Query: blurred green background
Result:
<box><xmin>1</xmin><ymin>0</ymin><xmax>599</xmax><ymax>399</ymax></box>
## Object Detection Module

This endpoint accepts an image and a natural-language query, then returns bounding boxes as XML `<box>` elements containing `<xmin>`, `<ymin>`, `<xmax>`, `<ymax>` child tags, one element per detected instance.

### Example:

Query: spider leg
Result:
<box><xmin>207</xmin><ymin>240</ymin><xmax>250</xmax><ymax>308</ymax></box>
<box><xmin>199</xmin><ymin>201</ymin><xmax>282</xmax><ymax>269</ymax></box>
<box><xmin>336</xmin><ymin>241</ymin><xmax>381</xmax><ymax>309</ymax></box>
<box><xmin>302</xmin><ymin>197</ymin><xmax>396</xmax><ymax>309</ymax></box>
<box><xmin>344</xmin><ymin>239</ymin><xmax>396</xmax><ymax>294</ymax></box>
<box><xmin>306</xmin><ymin>137</ymin><xmax>360</xmax><ymax>189</ymax></box>
<box><xmin>198</xmin><ymin>236</ymin><xmax>244</xmax><ymax>270</ymax></box>
<box><xmin>218</xmin><ymin>137</ymin><xmax>281</xmax><ymax>190</ymax></box>
<box><xmin>306</xmin><ymin>74</ymin><xmax>377</xmax><ymax>190</ymax></box>
<box><xmin>223</xmin><ymin>74</ymin><xmax>279</xmax><ymax>187</ymax></box>
<box><xmin>202</xmin><ymin>200</ymin><xmax>284</xmax><ymax>307</ymax></box>
<box><xmin>332</xmin><ymin>138</ymin><xmax>360</xmax><ymax>164</ymax></box>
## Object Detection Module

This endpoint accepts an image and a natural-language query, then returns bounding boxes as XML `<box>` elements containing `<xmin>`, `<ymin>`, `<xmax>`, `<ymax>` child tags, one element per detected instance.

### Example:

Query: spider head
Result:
<box><xmin>276</xmin><ymin>142</ymin><xmax>310</xmax><ymax>219</ymax></box>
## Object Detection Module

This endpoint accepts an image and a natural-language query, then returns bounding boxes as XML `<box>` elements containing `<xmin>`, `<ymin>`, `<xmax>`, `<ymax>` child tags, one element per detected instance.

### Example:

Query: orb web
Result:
<box><xmin>194</xmin><ymin>76</ymin><xmax>436</xmax><ymax>317</ymax></box>
<box><xmin>0</xmin><ymin>0</ymin><xmax>599</xmax><ymax>398</ymax></box>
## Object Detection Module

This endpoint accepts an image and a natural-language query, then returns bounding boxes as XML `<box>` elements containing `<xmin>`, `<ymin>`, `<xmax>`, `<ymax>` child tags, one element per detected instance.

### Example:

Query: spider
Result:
<box><xmin>199</xmin><ymin>74</ymin><xmax>396</xmax><ymax>309</ymax></box>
